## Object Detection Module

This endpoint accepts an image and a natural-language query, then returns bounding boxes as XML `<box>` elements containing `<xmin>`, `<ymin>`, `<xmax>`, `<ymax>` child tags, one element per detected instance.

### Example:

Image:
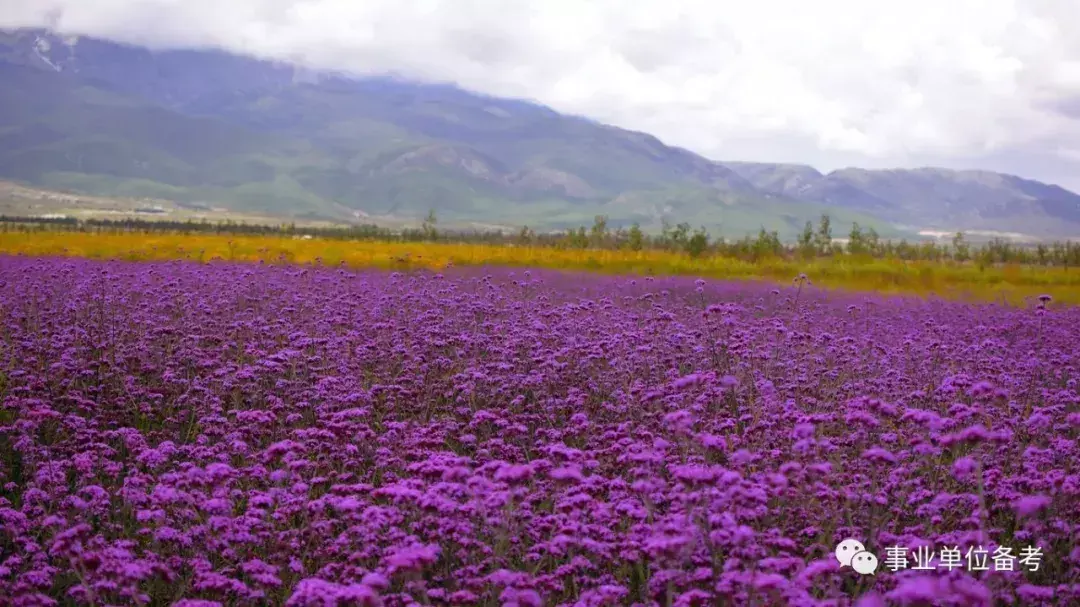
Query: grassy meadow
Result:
<box><xmin>2</xmin><ymin>230</ymin><xmax>1079</xmax><ymax>305</ymax></box>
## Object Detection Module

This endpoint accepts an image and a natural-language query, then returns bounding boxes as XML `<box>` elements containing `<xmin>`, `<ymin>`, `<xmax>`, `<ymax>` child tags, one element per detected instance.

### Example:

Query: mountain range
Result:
<box><xmin>2</xmin><ymin>27</ymin><xmax>1080</xmax><ymax>240</ymax></box>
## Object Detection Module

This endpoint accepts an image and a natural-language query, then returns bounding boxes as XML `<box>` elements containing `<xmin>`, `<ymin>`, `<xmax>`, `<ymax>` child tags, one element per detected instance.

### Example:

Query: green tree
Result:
<box><xmin>659</xmin><ymin>219</ymin><xmax>674</xmax><ymax>249</ymax></box>
<box><xmin>866</xmin><ymin>226</ymin><xmax>881</xmax><ymax>256</ymax></box>
<box><xmin>814</xmin><ymin>214</ymin><xmax>833</xmax><ymax>255</ymax></box>
<box><xmin>1036</xmin><ymin>243</ymin><xmax>1049</xmax><ymax>266</ymax></box>
<box><xmin>573</xmin><ymin>226</ymin><xmax>589</xmax><ymax>249</ymax></box>
<box><xmin>952</xmin><ymin>232</ymin><xmax>970</xmax><ymax>262</ymax></box>
<box><xmin>847</xmin><ymin>222</ymin><xmax>866</xmax><ymax>255</ymax></box>
<box><xmin>671</xmin><ymin>222</ymin><xmax>691</xmax><ymax>247</ymax></box>
<box><xmin>986</xmin><ymin>237</ymin><xmax>1013</xmax><ymax>264</ymax></box>
<box><xmin>422</xmin><ymin>209</ymin><xmax>438</xmax><ymax>240</ymax></box>
<box><xmin>590</xmin><ymin>215</ymin><xmax>609</xmax><ymax>248</ymax></box>
<box><xmin>896</xmin><ymin>239</ymin><xmax>914</xmax><ymax>260</ymax></box>
<box><xmin>752</xmin><ymin>228</ymin><xmax>782</xmax><ymax>260</ymax></box>
<box><xmin>1069</xmin><ymin>242</ymin><xmax>1080</xmax><ymax>270</ymax></box>
<box><xmin>975</xmin><ymin>244</ymin><xmax>994</xmax><ymax>271</ymax></box>
<box><xmin>627</xmin><ymin>222</ymin><xmax>644</xmax><ymax>251</ymax></box>
<box><xmin>1051</xmin><ymin>242</ymin><xmax>1065</xmax><ymax>267</ymax></box>
<box><xmin>797</xmin><ymin>220</ymin><xmax>815</xmax><ymax>258</ymax></box>
<box><xmin>919</xmin><ymin>240</ymin><xmax>942</xmax><ymax>261</ymax></box>
<box><xmin>685</xmin><ymin>227</ymin><xmax>709</xmax><ymax>258</ymax></box>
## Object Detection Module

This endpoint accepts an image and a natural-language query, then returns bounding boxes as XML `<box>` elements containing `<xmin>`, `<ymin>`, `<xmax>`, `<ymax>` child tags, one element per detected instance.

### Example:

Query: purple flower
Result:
<box><xmin>0</xmin><ymin>257</ymin><xmax>1075</xmax><ymax>607</ymax></box>
<box><xmin>494</xmin><ymin>463</ymin><xmax>535</xmax><ymax>485</ymax></box>
<box><xmin>952</xmin><ymin>456</ymin><xmax>978</xmax><ymax>481</ymax></box>
<box><xmin>549</xmin><ymin>466</ymin><xmax>584</xmax><ymax>484</ymax></box>
<box><xmin>862</xmin><ymin>447</ymin><xmax>898</xmax><ymax>464</ymax></box>
<box><xmin>1013</xmin><ymin>495</ymin><xmax>1052</xmax><ymax>517</ymax></box>
<box><xmin>385</xmin><ymin>544</ymin><xmax>440</xmax><ymax>574</ymax></box>
<box><xmin>500</xmin><ymin>587</ymin><xmax>543</xmax><ymax>607</ymax></box>
<box><xmin>286</xmin><ymin>578</ymin><xmax>381</xmax><ymax>607</ymax></box>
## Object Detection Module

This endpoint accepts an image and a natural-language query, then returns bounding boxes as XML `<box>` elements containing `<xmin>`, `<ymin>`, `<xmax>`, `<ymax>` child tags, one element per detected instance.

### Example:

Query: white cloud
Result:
<box><xmin>4</xmin><ymin>0</ymin><xmax>1080</xmax><ymax>187</ymax></box>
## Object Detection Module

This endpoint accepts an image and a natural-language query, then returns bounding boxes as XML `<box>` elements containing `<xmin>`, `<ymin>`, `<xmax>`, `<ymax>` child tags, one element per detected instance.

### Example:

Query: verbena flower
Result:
<box><xmin>0</xmin><ymin>257</ymin><xmax>1074</xmax><ymax>605</ymax></box>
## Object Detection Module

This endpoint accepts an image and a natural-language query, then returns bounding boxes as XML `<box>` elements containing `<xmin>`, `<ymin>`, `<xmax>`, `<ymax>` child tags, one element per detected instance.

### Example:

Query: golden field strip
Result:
<box><xmin>3</xmin><ymin>231</ymin><xmax>1080</xmax><ymax>305</ymax></box>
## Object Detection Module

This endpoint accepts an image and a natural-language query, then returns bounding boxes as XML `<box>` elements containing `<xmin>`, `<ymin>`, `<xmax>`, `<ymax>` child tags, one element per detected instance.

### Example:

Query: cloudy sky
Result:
<box><xmin>5</xmin><ymin>0</ymin><xmax>1080</xmax><ymax>189</ymax></box>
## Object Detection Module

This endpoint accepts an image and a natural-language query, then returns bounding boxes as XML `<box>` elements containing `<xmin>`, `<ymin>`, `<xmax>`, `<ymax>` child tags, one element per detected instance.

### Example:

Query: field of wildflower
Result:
<box><xmin>0</xmin><ymin>254</ymin><xmax>1077</xmax><ymax>606</ymax></box>
<box><xmin>4</xmin><ymin>231</ymin><xmax>1080</xmax><ymax>305</ymax></box>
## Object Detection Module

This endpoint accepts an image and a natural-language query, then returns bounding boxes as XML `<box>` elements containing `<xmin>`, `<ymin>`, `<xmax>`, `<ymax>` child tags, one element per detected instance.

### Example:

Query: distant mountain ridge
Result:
<box><xmin>2</xmin><ymin>27</ymin><xmax>1080</xmax><ymax>239</ymax></box>
<box><xmin>720</xmin><ymin>162</ymin><xmax>1080</xmax><ymax>237</ymax></box>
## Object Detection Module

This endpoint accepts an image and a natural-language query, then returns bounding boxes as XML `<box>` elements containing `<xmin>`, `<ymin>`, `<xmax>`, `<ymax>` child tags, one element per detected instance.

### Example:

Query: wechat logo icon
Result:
<box><xmin>836</xmin><ymin>539</ymin><xmax>879</xmax><ymax>575</ymax></box>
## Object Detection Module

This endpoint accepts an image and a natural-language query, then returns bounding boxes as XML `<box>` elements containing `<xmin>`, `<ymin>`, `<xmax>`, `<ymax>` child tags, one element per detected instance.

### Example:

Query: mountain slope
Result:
<box><xmin>2</xmin><ymin>28</ymin><xmax>1079</xmax><ymax>239</ymax></box>
<box><xmin>0</xmin><ymin>28</ymin><xmax>904</xmax><ymax>236</ymax></box>
<box><xmin>720</xmin><ymin>162</ymin><xmax>1080</xmax><ymax>237</ymax></box>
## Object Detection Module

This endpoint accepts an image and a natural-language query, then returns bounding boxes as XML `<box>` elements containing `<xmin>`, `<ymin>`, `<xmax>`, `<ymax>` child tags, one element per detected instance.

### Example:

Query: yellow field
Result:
<box><xmin>2</xmin><ymin>231</ymin><xmax>1079</xmax><ymax>305</ymax></box>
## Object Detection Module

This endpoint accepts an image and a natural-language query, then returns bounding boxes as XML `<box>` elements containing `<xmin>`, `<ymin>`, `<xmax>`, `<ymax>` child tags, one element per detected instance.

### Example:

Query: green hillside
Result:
<box><xmin>0</xmin><ymin>29</ymin><xmax>908</xmax><ymax>238</ymax></box>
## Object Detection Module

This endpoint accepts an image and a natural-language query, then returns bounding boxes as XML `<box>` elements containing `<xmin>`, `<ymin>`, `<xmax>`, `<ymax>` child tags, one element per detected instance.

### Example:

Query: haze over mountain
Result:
<box><xmin>2</xmin><ymin>28</ymin><xmax>1080</xmax><ymax>239</ymax></box>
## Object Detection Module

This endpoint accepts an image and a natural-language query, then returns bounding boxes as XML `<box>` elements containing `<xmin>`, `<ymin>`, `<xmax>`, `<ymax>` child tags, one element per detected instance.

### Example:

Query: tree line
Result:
<box><xmin>3</xmin><ymin>212</ymin><xmax>1080</xmax><ymax>268</ymax></box>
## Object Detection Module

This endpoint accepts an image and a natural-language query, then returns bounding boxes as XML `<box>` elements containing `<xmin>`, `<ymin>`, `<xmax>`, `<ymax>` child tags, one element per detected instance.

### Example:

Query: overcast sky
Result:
<box><xmin>5</xmin><ymin>0</ymin><xmax>1080</xmax><ymax>189</ymax></box>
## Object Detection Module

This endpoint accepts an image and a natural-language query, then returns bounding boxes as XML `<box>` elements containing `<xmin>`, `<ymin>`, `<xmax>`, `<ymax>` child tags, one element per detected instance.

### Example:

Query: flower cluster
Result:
<box><xmin>0</xmin><ymin>257</ymin><xmax>1077</xmax><ymax>606</ymax></box>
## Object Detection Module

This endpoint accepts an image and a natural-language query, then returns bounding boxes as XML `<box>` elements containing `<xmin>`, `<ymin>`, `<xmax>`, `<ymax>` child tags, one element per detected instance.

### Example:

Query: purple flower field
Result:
<box><xmin>0</xmin><ymin>256</ymin><xmax>1078</xmax><ymax>606</ymax></box>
